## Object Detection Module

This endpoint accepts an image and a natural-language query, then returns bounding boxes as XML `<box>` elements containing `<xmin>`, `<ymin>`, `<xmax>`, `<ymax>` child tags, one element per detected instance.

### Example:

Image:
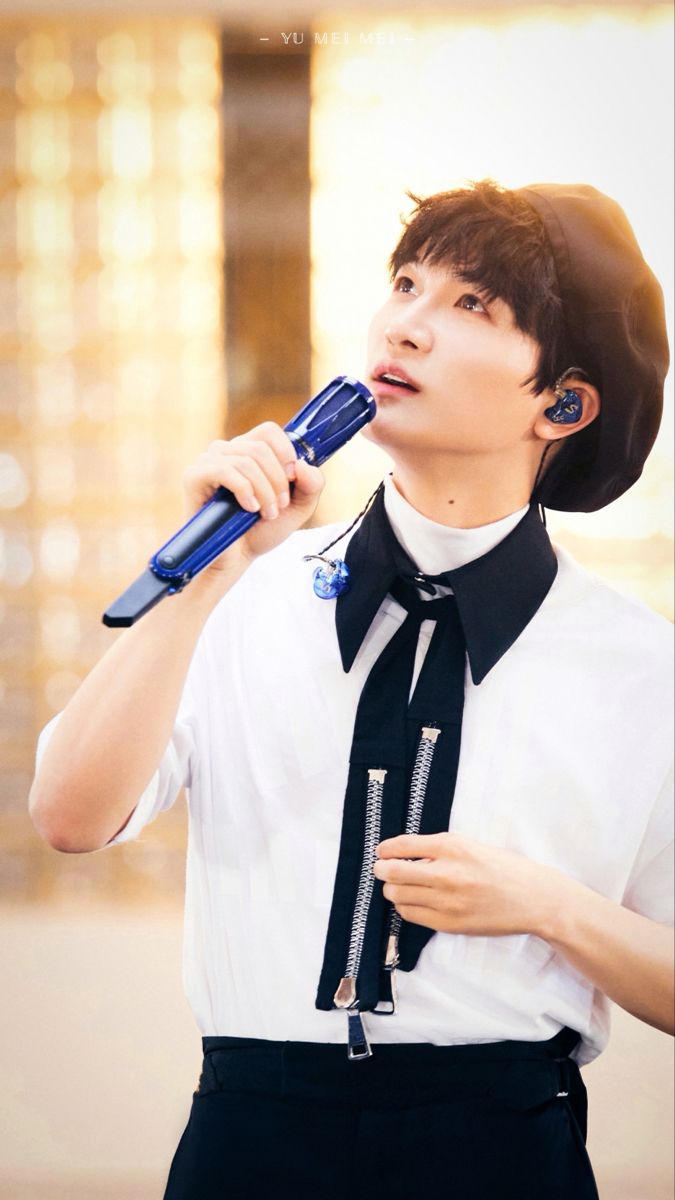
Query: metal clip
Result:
<box><xmin>347</xmin><ymin>1010</ymin><xmax>372</xmax><ymax>1060</ymax></box>
<box><xmin>371</xmin><ymin>970</ymin><xmax>398</xmax><ymax>1015</ymax></box>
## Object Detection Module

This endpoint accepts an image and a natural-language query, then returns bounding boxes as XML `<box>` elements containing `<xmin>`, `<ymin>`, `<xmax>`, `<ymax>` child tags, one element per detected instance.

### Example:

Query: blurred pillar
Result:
<box><xmin>221</xmin><ymin>38</ymin><xmax>310</xmax><ymax>436</ymax></box>
<box><xmin>0</xmin><ymin>20</ymin><xmax>225</xmax><ymax>903</ymax></box>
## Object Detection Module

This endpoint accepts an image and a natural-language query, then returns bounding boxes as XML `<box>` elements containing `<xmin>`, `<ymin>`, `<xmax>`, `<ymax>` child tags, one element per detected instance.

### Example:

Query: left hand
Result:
<box><xmin>372</xmin><ymin>832</ymin><xmax>564</xmax><ymax>938</ymax></box>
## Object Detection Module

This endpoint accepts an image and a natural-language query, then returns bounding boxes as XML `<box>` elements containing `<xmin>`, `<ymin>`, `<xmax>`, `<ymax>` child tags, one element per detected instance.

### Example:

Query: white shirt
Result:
<box><xmin>36</xmin><ymin>476</ymin><xmax>674</xmax><ymax>1066</ymax></box>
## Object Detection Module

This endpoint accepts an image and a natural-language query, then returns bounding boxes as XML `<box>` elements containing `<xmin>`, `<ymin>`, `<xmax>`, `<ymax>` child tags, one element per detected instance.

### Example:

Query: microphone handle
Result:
<box><xmin>149</xmin><ymin>375</ymin><xmax>374</xmax><ymax>583</ymax></box>
<box><xmin>102</xmin><ymin>375</ymin><xmax>375</xmax><ymax>627</ymax></box>
<box><xmin>151</xmin><ymin>494</ymin><xmax>258</xmax><ymax>579</ymax></box>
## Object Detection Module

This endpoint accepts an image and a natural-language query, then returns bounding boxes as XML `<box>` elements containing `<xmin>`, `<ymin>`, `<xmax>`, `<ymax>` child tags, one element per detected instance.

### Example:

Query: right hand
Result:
<box><xmin>182</xmin><ymin>421</ymin><xmax>325</xmax><ymax>573</ymax></box>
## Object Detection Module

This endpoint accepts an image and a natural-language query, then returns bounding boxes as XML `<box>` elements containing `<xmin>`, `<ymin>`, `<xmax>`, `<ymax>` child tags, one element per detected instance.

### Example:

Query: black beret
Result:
<box><xmin>517</xmin><ymin>183</ymin><xmax>669</xmax><ymax>512</ymax></box>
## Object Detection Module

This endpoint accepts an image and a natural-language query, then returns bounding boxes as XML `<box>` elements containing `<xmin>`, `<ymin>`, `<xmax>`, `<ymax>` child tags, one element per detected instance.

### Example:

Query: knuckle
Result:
<box><xmin>235</xmin><ymin>456</ymin><xmax>269</xmax><ymax>487</ymax></box>
<box><xmin>259</xmin><ymin>420</ymin><xmax>281</xmax><ymax>437</ymax></box>
<box><xmin>256</xmin><ymin>442</ymin><xmax>285</xmax><ymax>473</ymax></box>
<box><xmin>234</xmin><ymin>440</ymin><xmax>280</xmax><ymax>476</ymax></box>
<box><xmin>250</xmin><ymin>421</ymin><xmax>282</xmax><ymax>448</ymax></box>
<box><xmin>235</xmin><ymin>455</ymin><xmax>256</xmax><ymax>474</ymax></box>
<box><xmin>259</xmin><ymin>421</ymin><xmax>295</xmax><ymax>456</ymax></box>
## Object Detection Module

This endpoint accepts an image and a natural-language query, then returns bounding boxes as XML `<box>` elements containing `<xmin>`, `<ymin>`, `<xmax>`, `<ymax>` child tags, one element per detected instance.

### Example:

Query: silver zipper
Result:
<box><xmin>373</xmin><ymin>727</ymin><xmax>441</xmax><ymax>1016</ymax></box>
<box><xmin>333</xmin><ymin>767</ymin><xmax>387</xmax><ymax>1059</ymax></box>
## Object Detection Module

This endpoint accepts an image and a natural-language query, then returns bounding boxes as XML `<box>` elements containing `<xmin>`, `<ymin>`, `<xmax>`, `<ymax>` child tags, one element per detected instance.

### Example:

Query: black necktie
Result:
<box><xmin>313</xmin><ymin>484</ymin><xmax>559</xmax><ymax>1058</ymax></box>
<box><xmin>315</xmin><ymin>577</ymin><xmax>466</xmax><ymax>1043</ymax></box>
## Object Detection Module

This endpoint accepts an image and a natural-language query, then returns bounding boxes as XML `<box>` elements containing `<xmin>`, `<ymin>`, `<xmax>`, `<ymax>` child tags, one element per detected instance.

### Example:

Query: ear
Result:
<box><xmin>533</xmin><ymin>376</ymin><xmax>602</xmax><ymax>444</ymax></box>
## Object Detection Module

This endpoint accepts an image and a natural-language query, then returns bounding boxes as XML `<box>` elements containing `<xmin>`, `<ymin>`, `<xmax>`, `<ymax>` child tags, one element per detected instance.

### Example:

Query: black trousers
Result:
<box><xmin>162</xmin><ymin>1027</ymin><xmax>600</xmax><ymax>1200</ymax></box>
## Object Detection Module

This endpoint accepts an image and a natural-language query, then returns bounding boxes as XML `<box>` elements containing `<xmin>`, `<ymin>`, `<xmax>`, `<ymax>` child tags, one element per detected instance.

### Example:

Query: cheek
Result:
<box><xmin>499</xmin><ymin>330</ymin><xmax>540</xmax><ymax>384</ymax></box>
<box><xmin>458</xmin><ymin>333</ymin><xmax>538</xmax><ymax>402</ymax></box>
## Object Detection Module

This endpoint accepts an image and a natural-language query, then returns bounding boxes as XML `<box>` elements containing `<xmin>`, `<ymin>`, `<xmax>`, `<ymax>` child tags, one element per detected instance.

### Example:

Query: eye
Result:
<box><xmin>393</xmin><ymin>274</ymin><xmax>416</xmax><ymax>294</ymax></box>
<box><xmin>456</xmin><ymin>293</ymin><xmax>488</xmax><ymax>314</ymax></box>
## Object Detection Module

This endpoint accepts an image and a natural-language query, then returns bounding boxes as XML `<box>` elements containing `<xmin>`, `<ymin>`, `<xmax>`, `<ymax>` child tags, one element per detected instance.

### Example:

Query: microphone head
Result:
<box><xmin>286</xmin><ymin>376</ymin><xmax>376</xmax><ymax>467</ymax></box>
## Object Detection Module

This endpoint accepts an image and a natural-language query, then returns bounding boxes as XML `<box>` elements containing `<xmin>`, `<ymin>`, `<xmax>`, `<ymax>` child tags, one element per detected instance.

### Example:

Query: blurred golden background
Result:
<box><xmin>0</xmin><ymin>4</ymin><xmax>672</xmax><ymax>1197</ymax></box>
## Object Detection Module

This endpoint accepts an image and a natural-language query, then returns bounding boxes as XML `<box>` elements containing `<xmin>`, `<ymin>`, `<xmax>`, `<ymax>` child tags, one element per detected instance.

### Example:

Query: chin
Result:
<box><xmin>362</xmin><ymin>415</ymin><xmax>397</xmax><ymax>450</ymax></box>
<box><xmin>362</xmin><ymin>417</ymin><xmax>434</xmax><ymax>459</ymax></box>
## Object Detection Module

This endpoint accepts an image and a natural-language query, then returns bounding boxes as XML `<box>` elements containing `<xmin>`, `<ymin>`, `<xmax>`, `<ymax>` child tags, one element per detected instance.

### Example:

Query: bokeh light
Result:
<box><xmin>1</xmin><ymin>19</ymin><xmax>225</xmax><ymax>906</ymax></box>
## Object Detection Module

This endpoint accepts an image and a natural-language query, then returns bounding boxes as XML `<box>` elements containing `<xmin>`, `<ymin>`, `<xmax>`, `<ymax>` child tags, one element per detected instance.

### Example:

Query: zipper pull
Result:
<box><xmin>372</xmin><ymin>968</ymin><xmax>398</xmax><ymax>1015</ymax></box>
<box><xmin>333</xmin><ymin>976</ymin><xmax>357</xmax><ymax>1008</ymax></box>
<box><xmin>384</xmin><ymin>929</ymin><xmax>400</xmax><ymax>1014</ymax></box>
<box><xmin>385</xmin><ymin>927</ymin><xmax>400</xmax><ymax>1017</ymax></box>
<box><xmin>333</xmin><ymin>978</ymin><xmax>373</xmax><ymax>1059</ymax></box>
<box><xmin>347</xmin><ymin>1010</ymin><xmax>372</xmax><ymax>1060</ymax></box>
<box><xmin>385</xmin><ymin>930</ymin><xmax>400</xmax><ymax>969</ymax></box>
<box><xmin>372</xmin><ymin>931</ymin><xmax>400</xmax><ymax>1015</ymax></box>
<box><xmin>332</xmin><ymin>978</ymin><xmax>372</xmax><ymax>1058</ymax></box>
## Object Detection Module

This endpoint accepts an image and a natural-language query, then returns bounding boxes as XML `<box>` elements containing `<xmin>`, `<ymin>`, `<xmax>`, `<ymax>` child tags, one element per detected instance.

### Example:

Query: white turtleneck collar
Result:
<box><xmin>383</xmin><ymin>474</ymin><xmax>530</xmax><ymax>576</ymax></box>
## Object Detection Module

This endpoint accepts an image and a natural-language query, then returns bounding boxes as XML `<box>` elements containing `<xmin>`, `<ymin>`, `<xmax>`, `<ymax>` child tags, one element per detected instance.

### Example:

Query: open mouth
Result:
<box><xmin>373</xmin><ymin>372</ymin><xmax>419</xmax><ymax>393</ymax></box>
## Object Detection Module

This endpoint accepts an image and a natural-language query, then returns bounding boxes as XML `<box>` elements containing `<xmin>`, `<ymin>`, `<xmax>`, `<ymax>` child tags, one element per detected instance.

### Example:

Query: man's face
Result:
<box><xmin>364</xmin><ymin>257</ymin><xmax>546</xmax><ymax>462</ymax></box>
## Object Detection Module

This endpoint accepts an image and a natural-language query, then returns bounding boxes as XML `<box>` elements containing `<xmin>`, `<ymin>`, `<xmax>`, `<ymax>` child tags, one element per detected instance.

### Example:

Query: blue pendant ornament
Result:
<box><xmin>301</xmin><ymin>480</ymin><xmax>385</xmax><ymax>601</ymax></box>
<box><xmin>311</xmin><ymin>558</ymin><xmax>351</xmax><ymax>599</ymax></box>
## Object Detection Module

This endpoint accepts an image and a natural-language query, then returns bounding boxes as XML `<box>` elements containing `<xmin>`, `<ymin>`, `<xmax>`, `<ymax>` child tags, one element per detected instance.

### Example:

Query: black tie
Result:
<box><xmin>315</xmin><ymin>573</ymin><xmax>467</xmax><ymax>1048</ymax></box>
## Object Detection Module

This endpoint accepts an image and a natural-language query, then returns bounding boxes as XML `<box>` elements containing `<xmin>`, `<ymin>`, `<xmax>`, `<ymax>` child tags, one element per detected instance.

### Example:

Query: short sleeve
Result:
<box><xmin>621</xmin><ymin>761</ymin><xmax>674</xmax><ymax>926</ymax></box>
<box><xmin>34</xmin><ymin>671</ymin><xmax>199</xmax><ymax>851</ymax></box>
<box><xmin>102</xmin><ymin>711</ymin><xmax>196</xmax><ymax>847</ymax></box>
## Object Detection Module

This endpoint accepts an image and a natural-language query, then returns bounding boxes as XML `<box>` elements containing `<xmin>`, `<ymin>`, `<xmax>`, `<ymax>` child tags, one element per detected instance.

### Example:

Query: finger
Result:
<box><xmin>219</xmin><ymin>438</ymin><xmax>323</xmax><ymax>508</ymax></box>
<box><xmin>373</xmin><ymin>858</ymin><xmax>437</xmax><ymax>885</ymax></box>
<box><xmin>187</xmin><ymin>455</ymin><xmax>279</xmax><ymax>518</ymax></box>
<box><xmin>183</xmin><ymin>458</ymin><xmax>255</xmax><ymax>513</ymax></box>
<box><xmin>245</xmin><ymin>421</ymin><xmax>299</xmax><ymax>480</ymax></box>
<box><xmin>292</xmin><ymin>457</ymin><xmax>325</xmax><ymax>499</ymax></box>
<box><xmin>218</xmin><ymin>454</ymin><xmax>289</xmax><ymax>519</ymax></box>
<box><xmin>224</xmin><ymin>437</ymin><xmax>294</xmax><ymax>506</ymax></box>
<box><xmin>376</xmin><ymin>833</ymin><xmax>451</xmax><ymax>860</ymax></box>
<box><xmin>381</xmin><ymin>882</ymin><xmax>441</xmax><ymax>907</ymax></box>
<box><xmin>394</xmin><ymin>905</ymin><xmax>441</xmax><ymax>929</ymax></box>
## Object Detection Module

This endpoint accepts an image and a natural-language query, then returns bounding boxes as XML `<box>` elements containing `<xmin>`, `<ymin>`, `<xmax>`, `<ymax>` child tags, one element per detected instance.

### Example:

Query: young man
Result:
<box><xmin>30</xmin><ymin>181</ymin><xmax>673</xmax><ymax>1199</ymax></box>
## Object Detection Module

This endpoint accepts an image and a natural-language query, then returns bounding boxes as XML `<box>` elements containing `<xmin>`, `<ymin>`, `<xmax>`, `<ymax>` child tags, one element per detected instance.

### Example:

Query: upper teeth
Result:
<box><xmin>382</xmin><ymin>373</ymin><xmax>410</xmax><ymax>385</ymax></box>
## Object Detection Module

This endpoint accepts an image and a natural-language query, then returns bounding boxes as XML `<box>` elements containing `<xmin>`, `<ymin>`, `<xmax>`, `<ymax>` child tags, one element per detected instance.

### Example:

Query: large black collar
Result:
<box><xmin>335</xmin><ymin>485</ymin><xmax>558</xmax><ymax>685</ymax></box>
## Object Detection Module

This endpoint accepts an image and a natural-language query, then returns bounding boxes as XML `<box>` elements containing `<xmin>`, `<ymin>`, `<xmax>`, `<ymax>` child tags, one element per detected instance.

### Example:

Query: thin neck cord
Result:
<box><xmin>532</xmin><ymin>443</ymin><xmax>554</xmax><ymax>529</ymax></box>
<box><xmin>314</xmin><ymin>480</ymin><xmax>385</xmax><ymax>559</ymax></box>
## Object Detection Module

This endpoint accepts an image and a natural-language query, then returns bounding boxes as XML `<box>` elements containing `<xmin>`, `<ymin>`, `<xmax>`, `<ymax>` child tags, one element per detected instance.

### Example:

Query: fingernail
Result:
<box><xmin>247</xmin><ymin>496</ymin><xmax>261</xmax><ymax>511</ymax></box>
<box><xmin>285</xmin><ymin>462</ymin><xmax>296</xmax><ymax>480</ymax></box>
<box><xmin>278</xmin><ymin>491</ymin><xmax>290</xmax><ymax>509</ymax></box>
<box><xmin>262</xmin><ymin>502</ymin><xmax>279</xmax><ymax>520</ymax></box>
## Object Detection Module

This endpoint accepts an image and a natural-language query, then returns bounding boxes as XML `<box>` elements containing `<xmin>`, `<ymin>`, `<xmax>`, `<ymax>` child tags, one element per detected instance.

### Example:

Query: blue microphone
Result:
<box><xmin>102</xmin><ymin>376</ymin><xmax>376</xmax><ymax>627</ymax></box>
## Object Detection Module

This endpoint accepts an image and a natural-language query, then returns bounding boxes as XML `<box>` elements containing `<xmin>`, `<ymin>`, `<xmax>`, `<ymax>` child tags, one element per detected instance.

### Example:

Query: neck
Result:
<box><xmin>390</xmin><ymin>452</ymin><xmax>536</xmax><ymax>529</ymax></box>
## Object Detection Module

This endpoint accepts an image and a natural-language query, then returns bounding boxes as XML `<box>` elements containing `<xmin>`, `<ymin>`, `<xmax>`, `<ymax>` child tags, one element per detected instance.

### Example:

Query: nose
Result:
<box><xmin>384</xmin><ymin>311</ymin><xmax>432</xmax><ymax>354</ymax></box>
